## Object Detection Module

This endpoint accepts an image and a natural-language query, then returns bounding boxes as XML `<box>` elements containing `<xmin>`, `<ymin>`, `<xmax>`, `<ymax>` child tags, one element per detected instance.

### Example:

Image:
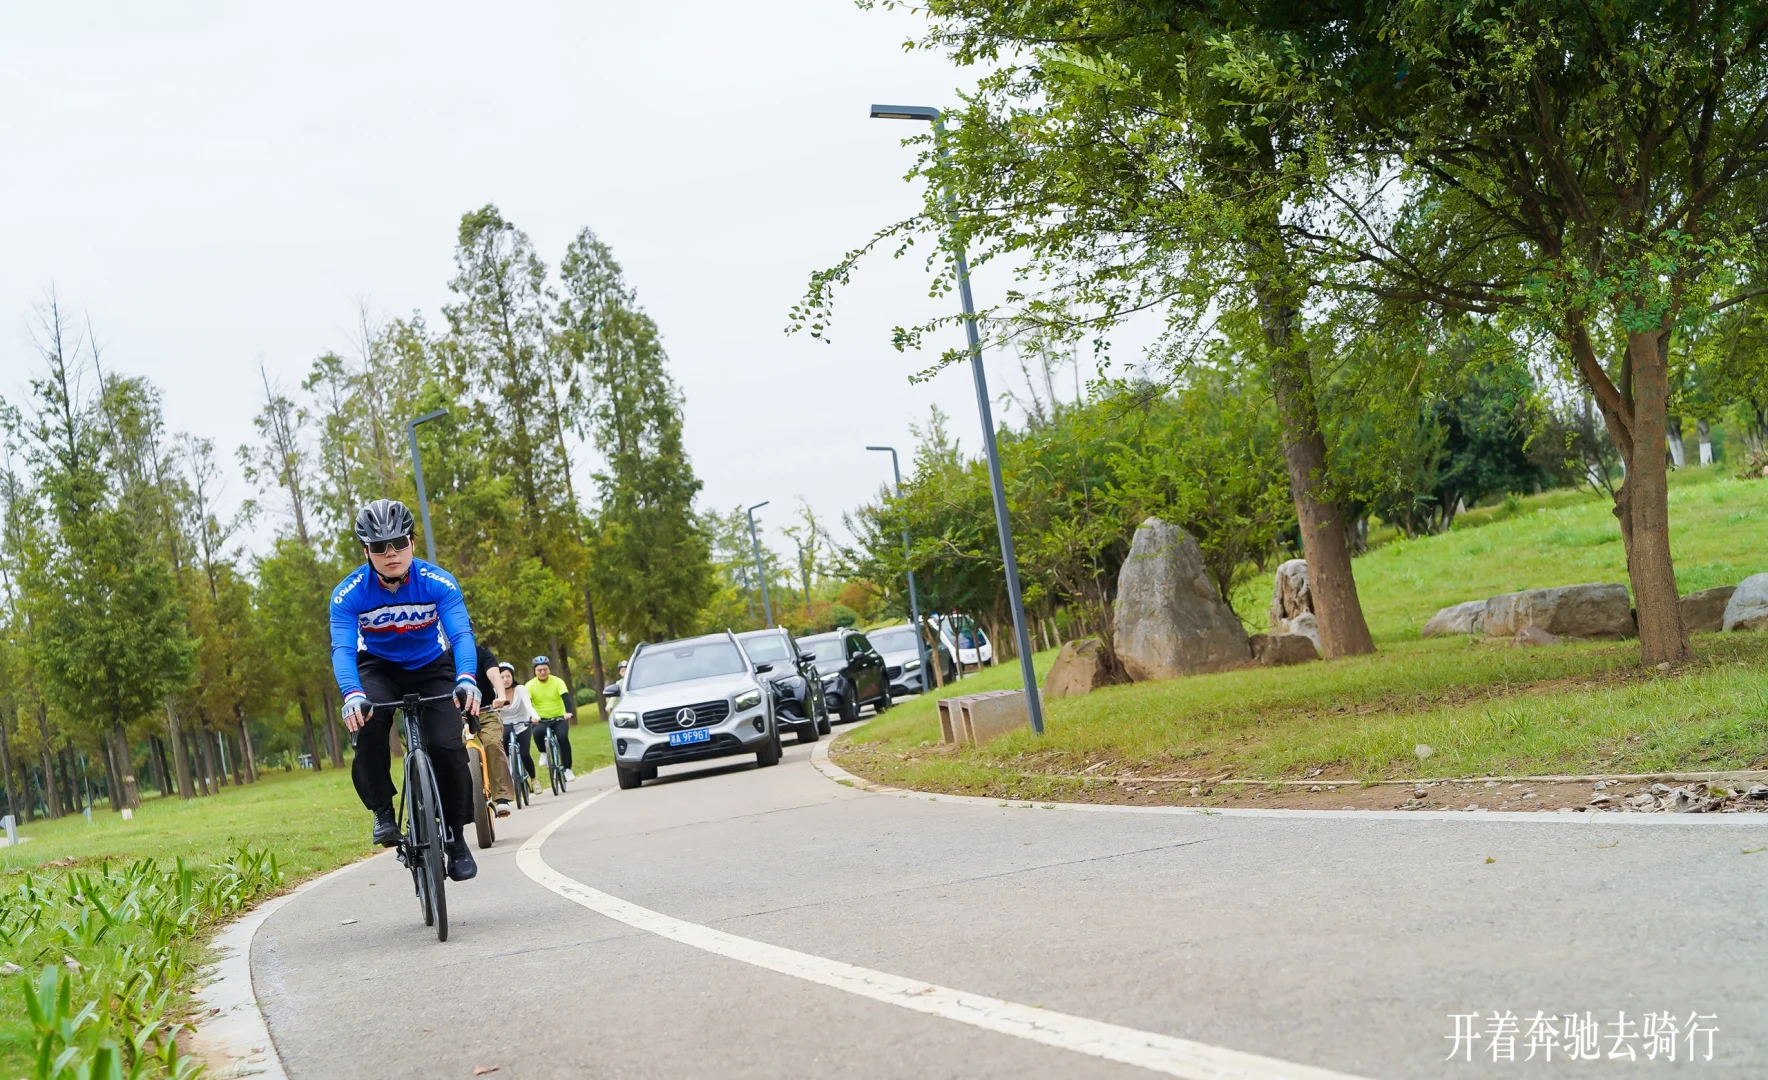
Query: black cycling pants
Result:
<box><xmin>534</xmin><ymin>717</ymin><xmax>573</xmax><ymax>770</ymax></box>
<box><xmin>351</xmin><ymin>651</ymin><xmax>473</xmax><ymax>832</ymax></box>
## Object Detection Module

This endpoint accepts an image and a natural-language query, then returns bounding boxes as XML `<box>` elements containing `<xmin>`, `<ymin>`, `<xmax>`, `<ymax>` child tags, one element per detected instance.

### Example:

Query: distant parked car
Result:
<box><xmin>603</xmin><ymin>631</ymin><xmax>784</xmax><ymax>790</ymax></box>
<box><xmin>797</xmin><ymin>628</ymin><xmax>890</xmax><ymax>724</ymax></box>
<box><xmin>864</xmin><ymin>622</ymin><xmax>953</xmax><ymax>696</ymax></box>
<box><xmin>736</xmin><ymin>627</ymin><xmax>831</xmax><ymax>742</ymax></box>
<box><xmin>931</xmin><ymin>614</ymin><xmax>993</xmax><ymax>668</ymax></box>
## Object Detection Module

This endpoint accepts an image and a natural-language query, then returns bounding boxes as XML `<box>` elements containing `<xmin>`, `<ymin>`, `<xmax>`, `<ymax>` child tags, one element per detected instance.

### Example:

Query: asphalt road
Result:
<box><xmin>250</xmin><ymin>730</ymin><xmax>1768</xmax><ymax>1079</ymax></box>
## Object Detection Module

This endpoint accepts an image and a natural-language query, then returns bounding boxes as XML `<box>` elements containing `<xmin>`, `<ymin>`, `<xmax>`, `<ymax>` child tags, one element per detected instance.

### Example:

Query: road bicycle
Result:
<box><xmin>372</xmin><ymin>691</ymin><xmax>456</xmax><ymax>942</ymax></box>
<box><xmin>464</xmin><ymin>724</ymin><xmax>496</xmax><ymax>849</ymax></box>
<box><xmin>505</xmin><ymin>722</ymin><xmax>531</xmax><ymax>809</ymax></box>
<box><xmin>541</xmin><ymin>722</ymin><xmax>568</xmax><ymax>796</ymax></box>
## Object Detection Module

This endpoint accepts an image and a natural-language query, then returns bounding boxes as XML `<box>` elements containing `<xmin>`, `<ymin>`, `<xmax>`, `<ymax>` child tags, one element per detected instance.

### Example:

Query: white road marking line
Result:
<box><xmin>519</xmin><ymin>789</ymin><xmax>1371</xmax><ymax>1080</ymax></box>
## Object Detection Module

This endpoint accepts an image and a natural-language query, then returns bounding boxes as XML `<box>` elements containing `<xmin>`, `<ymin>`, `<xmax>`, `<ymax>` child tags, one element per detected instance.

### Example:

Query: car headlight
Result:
<box><xmin>903</xmin><ymin>660</ymin><xmax>921</xmax><ymax>672</ymax></box>
<box><xmin>612</xmin><ymin>710</ymin><xmax>638</xmax><ymax>729</ymax></box>
<box><xmin>734</xmin><ymin>688</ymin><xmax>763</xmax><ymax>711</ymax></box>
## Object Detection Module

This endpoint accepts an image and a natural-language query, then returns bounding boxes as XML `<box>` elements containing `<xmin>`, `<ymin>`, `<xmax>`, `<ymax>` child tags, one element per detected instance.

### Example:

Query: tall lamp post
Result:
<box><xmin>746</xmin><ymin>501</ymin><xmax>775</xmax><ymax>627</ymax></box>
<box><xmin>407</xmin><ymin>408</ymin><xmax>449</xmax><ymax>563</ymax></box>
<box><xmin>870</xmin><ymin>104</ymin><xmax>1044</xmax><ymax>734</ymax></box>
<box><xmin>866</xmin><ymin>445</ymin><xmax>930</xmax><ymax>689</ymax></box>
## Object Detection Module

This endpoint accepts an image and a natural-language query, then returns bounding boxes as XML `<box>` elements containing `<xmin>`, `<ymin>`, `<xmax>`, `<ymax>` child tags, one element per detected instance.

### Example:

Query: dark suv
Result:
<box><xmin>736</xmin><ymin>628</ymin><xmax>831</xmax><ymax>743</ymax></box>
<box><xmin>797</xmin><ymin>628</ymin><xmax>890</xmax><ymax>724</ymax></box>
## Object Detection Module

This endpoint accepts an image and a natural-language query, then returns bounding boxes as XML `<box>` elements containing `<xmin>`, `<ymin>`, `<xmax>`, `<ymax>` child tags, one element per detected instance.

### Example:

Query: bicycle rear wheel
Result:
<box><xmin>412</xmin><ymin>752</ymin><xmax>449</xmax><ymax>942</ymax></box>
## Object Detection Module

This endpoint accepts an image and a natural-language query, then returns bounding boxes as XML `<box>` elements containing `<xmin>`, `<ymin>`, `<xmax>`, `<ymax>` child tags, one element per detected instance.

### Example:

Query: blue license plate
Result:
<box><xmin>668</xmin><ymin>728</ymin><xmax>711</xmax><ymax>746</ymax></box>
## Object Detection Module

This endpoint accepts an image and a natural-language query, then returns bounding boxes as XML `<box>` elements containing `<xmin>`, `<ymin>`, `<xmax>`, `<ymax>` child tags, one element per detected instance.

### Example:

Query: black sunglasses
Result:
<box><xmin>366</xmin><ymin>535</ymin><xmax>413</xmax><ymax>555</ymax></box>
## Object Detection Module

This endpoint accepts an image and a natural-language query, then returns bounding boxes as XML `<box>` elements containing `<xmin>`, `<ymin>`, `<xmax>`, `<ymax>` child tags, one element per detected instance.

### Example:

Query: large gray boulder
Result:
<box><xmin>1723</xmin><ymin>574</ymin><xmax>1768</xmax><ymax>631</ymax></box>
<box><xmin>1421</xmin><ymin>600</ymin><xmax>1487</xmax><ymax>638</ymax></box>
<box><xmin>1267</xmin><ymin>559</ymin><xmax>1321</xmax><ymax>652</ymax></box>
<box><xmin>1484</xmin><ymin>583</ymin><xmax>1634</xmax><ymax>639</ymax></box>
<box><xmin>1114</xmin><ymin>518</ymin><xmax>1250</xmax><ymax>681</ymax></box>
<box><xmin>1681</xmin><ymin>586</ymin><xmax>1737</xmax><ymax>634</ymax></box>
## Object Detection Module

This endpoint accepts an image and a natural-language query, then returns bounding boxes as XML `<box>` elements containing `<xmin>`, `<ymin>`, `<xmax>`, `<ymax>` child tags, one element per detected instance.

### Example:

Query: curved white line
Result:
<box><xmin>518</xmin><ymin>788</ymin><xmax>1371</xmax><ymax>1080</ymax></box>
<box><xmin>809</xmin><ymin>737</ymin><xmax>1768</xmax><ymax>825</ymax></box>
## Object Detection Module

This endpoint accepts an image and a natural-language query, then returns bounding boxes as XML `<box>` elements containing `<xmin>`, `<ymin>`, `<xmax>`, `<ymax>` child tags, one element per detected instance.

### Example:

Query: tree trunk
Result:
<box><xmin>319</xmin><ymin>686</ymin><xmax>345</xmax><ymax>767</ymax></box>
<box><xmin>38</xmin><ymin>747</ymin><xmax>61</xmax><ymax>819</ymax></box>
<box><xmin>234</xmin><ymin>709</ymin><xmax>258</xmax><ymax>783</ymax></box>
<box><xmin>1261</xmin><ymin>329</ymin><xmax>1376</xmax><ymax>659</ymax></box>
<box><xmin>197</xmin><ymin>730</ymin><xmax>217</xmax><ymax>795</ymax></box>
<box><xmin>1697</xmin><ymin>419</ymin><xmax>1713</xmax><ymax>466</ymax></box>
<box><xmin>166</xmin><ymin>700</ymin><xmax>196</xmax><ymax>799</ymax></box>
<box><xmin>1666</xmin><ymin>415</ymin><xmax>1686</xmax><ymax>468</ymax></box>
<box><xmin>584</xmin><ymin>587</ymin><xmax>609</xmax><ymax>722</ymax></box>
<box><xmin>297</xmin><ymin>692</ymin><xmax>323</xmax><ymax>770</ymax></box>
<box><xmin>100</xmin><ymin>738</ymin><xmax>124</xmax><ymax>812</ymax></box>
<box><xmin>109</xmin><ymin>722</ymin><xmax>141</xmax><ymax>811</ymax></box>
<box><xmin>1614</xmin><ymin>332</ymin><xmax>1691</xmax><ymax>665</ymax></box>
<box><xmin>0</xmin><ymin>711</ymin><xmax>16</xmax><ymax>823</ymax></box>
<box><xmin>151</xmin><ymin>736</ymin><xmax>173</xmax><ymax>797</ymax></box>
<box><xmin>61</xmin><ymin>750</ymin><xmax>83</xmax><ymax>814</ymax></box>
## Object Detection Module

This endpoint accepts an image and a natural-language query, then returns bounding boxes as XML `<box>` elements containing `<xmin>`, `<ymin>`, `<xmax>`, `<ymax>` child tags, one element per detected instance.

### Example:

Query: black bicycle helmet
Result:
<box><xmin>354</xmin><ymin>499</ymin><xmax>415</xmax><ymax>545</ymax></box>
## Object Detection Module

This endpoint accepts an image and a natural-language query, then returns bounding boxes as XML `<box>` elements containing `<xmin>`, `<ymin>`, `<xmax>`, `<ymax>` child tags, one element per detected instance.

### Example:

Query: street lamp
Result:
<box><xmin>870</xmin><ymin>104</ymin><xmax>1045</xmax><ymax>735</ymax></box>
<box><xmin>866</xmin><ymin>445</ymin><xmax>930</xmax><ymax>689</ymax></box>
<box><xmin>407</xmin><ymin>408</ymin><xmax>449</xmax><ymax>563</ymax></box>
<box><xmin>746</xmin><ymin>501</ymin><xmax>775</xmax><ymax>628</ymax></box>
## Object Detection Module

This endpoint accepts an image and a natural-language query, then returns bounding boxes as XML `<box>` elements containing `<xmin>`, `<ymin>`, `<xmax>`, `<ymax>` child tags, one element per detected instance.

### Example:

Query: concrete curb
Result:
<box><xmin>190</xmin><ymin>851</ymin><xmax>388</xmax><ymax>1078</ymax></box>
<box><xmin>810</xmin><ymin>734</ymin><xmax>1768</xmax><ymax>826</ymax></box>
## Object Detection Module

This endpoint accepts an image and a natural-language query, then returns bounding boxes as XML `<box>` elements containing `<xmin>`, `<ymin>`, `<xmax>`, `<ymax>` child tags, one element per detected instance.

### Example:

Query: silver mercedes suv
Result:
<box><xmin>605</xmin><ymin>631</ymin><xmax>784</xmax><ymax>790</ymax></box>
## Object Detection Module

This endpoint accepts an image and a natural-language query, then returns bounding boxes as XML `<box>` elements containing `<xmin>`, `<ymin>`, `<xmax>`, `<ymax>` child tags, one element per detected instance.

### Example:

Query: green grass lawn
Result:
<box><xmin>840</xmin><ymin>469</ymin><xmax>1768</xmax><ymax>798</ymax></box>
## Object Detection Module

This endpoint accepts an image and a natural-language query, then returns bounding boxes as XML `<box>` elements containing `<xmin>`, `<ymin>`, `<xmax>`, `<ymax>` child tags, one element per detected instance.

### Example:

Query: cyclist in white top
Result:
<box><xmin>495</xmin><ymin>662</ymin><xmax>541</xmax><ymax>787</ymax></box>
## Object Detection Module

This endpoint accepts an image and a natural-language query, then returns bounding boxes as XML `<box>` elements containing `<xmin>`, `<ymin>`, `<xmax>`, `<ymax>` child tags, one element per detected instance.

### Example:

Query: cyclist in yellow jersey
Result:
<box><xmin>525</xmin><ymin>656</ymin><xmax>574</xmax><ymax>781</ymax></box>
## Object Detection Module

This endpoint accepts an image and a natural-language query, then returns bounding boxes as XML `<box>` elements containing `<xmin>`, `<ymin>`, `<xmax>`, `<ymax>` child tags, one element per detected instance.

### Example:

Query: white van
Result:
<box><xmin>928</xmin><ymin>614</ymin><xmax>992</xmax><ymax>668</ymax></box>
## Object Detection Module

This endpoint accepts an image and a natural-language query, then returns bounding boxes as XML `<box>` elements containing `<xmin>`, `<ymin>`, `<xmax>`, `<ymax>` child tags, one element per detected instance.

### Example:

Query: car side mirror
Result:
<box><xmin>754</xmin><ymin>663</ymin><xmax>774</xmax><ymax>674</ymax></box>
<box><xmin>603</xmin><ymin>684</ymin><xmax>621</xmax><ymax>699</ymax></box>
<box><xmin>799</xmin><ymin>652</ymin><xmax>816</xmax><ymax>663</ymax></box>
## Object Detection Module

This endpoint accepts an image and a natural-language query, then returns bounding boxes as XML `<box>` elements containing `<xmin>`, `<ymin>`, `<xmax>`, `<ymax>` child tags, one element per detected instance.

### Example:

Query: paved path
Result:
<box><xmin>250</xmin><ymin>732</ymin><xmax>1767</xmax><ymax>1078</ymax></box>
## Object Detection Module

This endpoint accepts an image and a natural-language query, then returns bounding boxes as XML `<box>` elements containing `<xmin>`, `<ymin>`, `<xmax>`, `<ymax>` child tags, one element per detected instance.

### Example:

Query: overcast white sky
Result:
<box><xmin>0</xmin><ymin>2</ymin><xmax>1071</xmax><ymax>556</ymax></box>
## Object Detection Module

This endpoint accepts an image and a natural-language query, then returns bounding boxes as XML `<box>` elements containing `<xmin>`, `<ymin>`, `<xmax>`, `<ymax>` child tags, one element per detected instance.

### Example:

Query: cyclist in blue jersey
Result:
<box><xmin>331</xmin><ymin>499</ymin><xmax>483</xmax><ymax>881</ymax></box>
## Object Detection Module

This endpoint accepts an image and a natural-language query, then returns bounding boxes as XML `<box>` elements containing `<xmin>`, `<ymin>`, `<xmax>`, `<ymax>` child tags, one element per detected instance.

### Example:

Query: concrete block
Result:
<box><xmin>959</xmin><ymin>690</ymin><xmax>1029</xmax><ymax>747</ymax></box>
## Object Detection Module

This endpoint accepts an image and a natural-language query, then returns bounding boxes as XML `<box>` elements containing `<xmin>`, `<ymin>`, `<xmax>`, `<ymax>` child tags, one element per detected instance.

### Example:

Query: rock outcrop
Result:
<box><xmin>1421</xmin><ymin>600</ymin><xmax>1487</xmax><ymax>638</ymax></box>
<box><xmin>1680</xmin><ymin>586</ymin><xmax>1736</xmax><ymax>634</ymax></box>
<box><xmin>1723</xmin><ymin>574</ymin><xmax>1768</xmax><ymax>632</ymax></box>
<box><xmin>1041</xmin><ymin>638</ymin><xmax>1120</xmax><ymax>700</ymax></box>
<box><xmin>1250</xmin><ymin>632</ymin><xmax>1320</xmax><ymax>667</ymax></box>
<box><xmin>1483</xmin><ymin>584</ymin><xmax>1634</xmax><ymax>640</ymax></box>
<box><xmin>1266</xmin><ymin>559</ymin><xmax>1320</xmax><ymax>652</ymax></box>
<box><xmin>1113</xmin><ymin>518</ymin><xmax>1250</xmax><ymax>681</ymax></box>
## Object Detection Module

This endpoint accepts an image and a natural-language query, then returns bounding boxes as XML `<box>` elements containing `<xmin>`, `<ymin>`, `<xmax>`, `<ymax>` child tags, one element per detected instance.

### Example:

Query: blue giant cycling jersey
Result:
<box><xmin>329</xmin><ymin>558</ymin><xmax>477</xmax><ymax>697</ymax></box>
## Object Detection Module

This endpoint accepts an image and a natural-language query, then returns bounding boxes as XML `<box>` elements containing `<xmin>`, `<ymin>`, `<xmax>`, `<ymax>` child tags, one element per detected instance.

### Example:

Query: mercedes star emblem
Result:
<box><xmin>676</xmin><ymin>707</ymin><xmax>697</xmax><ymax>728</ymax></box>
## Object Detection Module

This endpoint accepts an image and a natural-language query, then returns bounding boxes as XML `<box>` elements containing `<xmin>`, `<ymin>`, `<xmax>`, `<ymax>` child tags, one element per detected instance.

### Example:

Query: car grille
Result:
<box><xmin>885</xmin><ymin>665</ymin><xmax>903</xmax><ymax>680</ymax></box>
<box><xmin>642</xmin><ymin>699</ymin><xmax>731</xmax><ymax>734</ymax></box>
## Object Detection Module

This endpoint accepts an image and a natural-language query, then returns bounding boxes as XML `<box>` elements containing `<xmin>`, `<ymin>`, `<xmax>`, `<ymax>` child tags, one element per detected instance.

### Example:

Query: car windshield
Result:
<box><xmin>868</xmin><ymin>627</ymin><xmax>918</xmax><ymax>654</ymax></box>
<box><xmin>801</xmin><ymin>638</ymin><xmax>844</xmax><ymax>664</ymax></box>
<box><xmin>627</xmin><ymin>640</ymin><xmax>747</xmax><ymax>690</ymax></box>
<box><xmin>740</xmin><ymin>635</ymin><xmax>793</xmax><ymax>664</ymax></box>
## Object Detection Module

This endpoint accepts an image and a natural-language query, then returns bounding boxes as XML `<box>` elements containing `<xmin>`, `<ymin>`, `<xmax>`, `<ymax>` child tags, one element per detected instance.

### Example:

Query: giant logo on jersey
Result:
<box><xmin>358</xmin><ymin>603</ymin><xmax>440</xmax><ymax>635</ymax></box>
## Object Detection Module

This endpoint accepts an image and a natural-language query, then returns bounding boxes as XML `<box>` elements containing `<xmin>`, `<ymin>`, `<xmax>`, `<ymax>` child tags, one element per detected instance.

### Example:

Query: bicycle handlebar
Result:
<box><xmin>366</xmin><ymin>692</ymin><xmax>462</xmax><ymax>710</ymax></box>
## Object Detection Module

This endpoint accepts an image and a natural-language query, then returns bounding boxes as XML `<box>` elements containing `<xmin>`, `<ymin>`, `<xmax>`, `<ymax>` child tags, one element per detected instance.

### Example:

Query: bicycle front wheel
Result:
<box><xmin>548</xmin><ymin>734</ymin><xmax>564</xmax><ymax>796</ymax></box>
<box><xmin>412</xmin><ymin>751</ymin><xmax>449</xmax><ymax>942</ymax></box>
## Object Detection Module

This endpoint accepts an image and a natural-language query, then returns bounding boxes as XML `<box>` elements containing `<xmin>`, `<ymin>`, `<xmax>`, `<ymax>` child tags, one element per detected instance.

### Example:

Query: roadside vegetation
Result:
<box><xmin>836</xmin><ymin>471</ymin><xmax>1768</xmax><ymax>799</ymax></box>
